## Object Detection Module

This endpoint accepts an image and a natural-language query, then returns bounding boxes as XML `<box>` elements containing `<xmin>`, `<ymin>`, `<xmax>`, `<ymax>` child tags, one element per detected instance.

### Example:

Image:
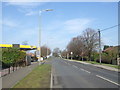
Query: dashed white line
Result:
<box><xmin>80</xmin><ymin>68</ymin><xmax>84</xmax><ymax>71</ymax></box>
<box><xmin>96</xmin><ymin>75</ymin><xmax>120</xmax><ymax>86</ymax></box>
<box><xmin>80</xmin><ymin>68</ymin><xmax>91</xmax><ymax>74</ymax></box>
<box><xmin>72</xmin><ymin>65</ymin><xmax>78</xmax><ymax>68</ymax></box>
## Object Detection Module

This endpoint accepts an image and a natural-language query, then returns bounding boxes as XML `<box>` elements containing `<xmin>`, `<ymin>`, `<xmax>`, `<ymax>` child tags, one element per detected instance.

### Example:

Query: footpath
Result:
<box><xmin>2</xmin><ymin>62</ymin><xmax>39</xmax><ymax>88</ymax></box>
<box><xmin>64</xmin><ymin>59</ymin><xmax>119</xmax><ymax>72</ymax></box>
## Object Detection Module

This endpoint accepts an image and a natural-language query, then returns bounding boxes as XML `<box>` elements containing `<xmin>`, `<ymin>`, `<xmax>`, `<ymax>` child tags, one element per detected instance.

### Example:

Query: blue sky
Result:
<box><xmin>2</xmin><ymin>2</ymin><xmax>118</xmax><ymax>50</ymax></box>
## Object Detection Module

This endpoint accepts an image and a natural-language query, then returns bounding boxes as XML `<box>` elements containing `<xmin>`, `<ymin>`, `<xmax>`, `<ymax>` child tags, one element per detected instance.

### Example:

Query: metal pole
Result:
<box><xmin>38</xmin><ymin>11</ymin><xmax>42</xmax><ymax>65</ymax></box>
<box><xmin>98</xmin><ymin>29</ymin><xmax>102</xmax><ymax>64</ymax></box>
<box><xmin>38</xmin><ymin>9</ymin><xmax>53</xmax><ymax>63</ymax></box>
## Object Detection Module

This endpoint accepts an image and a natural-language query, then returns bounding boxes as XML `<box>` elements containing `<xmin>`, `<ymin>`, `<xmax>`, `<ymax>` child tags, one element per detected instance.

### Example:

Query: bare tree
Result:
<box><xmin>67</xmin><ymin>37</ymin><xmax>83</xmax><ymax>59</ymax></box>
<box><xmin>66</xmin><ymin>28</ymin><xmax>99</xmax><ymax>61</ymax></box>
<box><xmin>61</xmin><ymin>49</ymin><xmax>68</xmax><ymax>58</ymax></box>
<box><xmin>52</xmin><ymin>48</ymin><xmax>61</xmax><ymax>57</ymax></box>
<box><xmin>41</xmin><ymin>45</ymin><xmax>51</xmax><ymax>57</ymax></box>
<box><xmin>81</xmin><ymin>28</ymin><xmax>99</xmax><ymax>61</ymax></box>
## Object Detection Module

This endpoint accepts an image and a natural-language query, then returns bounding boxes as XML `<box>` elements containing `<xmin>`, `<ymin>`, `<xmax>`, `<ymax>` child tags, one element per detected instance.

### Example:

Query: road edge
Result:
<box><xmin>62</xmin><ymin>58</ymin><xmax>119</xmax><ymax>72</ymax></box>
<box><xmin>50</xmin><ymin>68</ymin><xmax>53</xmax><ymax>89</ymax></box>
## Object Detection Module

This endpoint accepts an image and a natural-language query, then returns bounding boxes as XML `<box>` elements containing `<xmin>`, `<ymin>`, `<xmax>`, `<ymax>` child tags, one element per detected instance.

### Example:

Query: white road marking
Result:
<box><xmin>96</xmin><ymin>75</ymin><xmax>120</xmax><ymax>86</ymax></box>
<box><xmin>50</xmin><ymin>72</ymin><xmax>53</xmax><ymax>88</ymax></box>
<box><xmin>72</xmin><ymin>65</ymin><xmax>78</xmax><ymax>68</ymax></box>
<box><xmin>80</xmin><ymin>68</ymin><xmax>91</xmax><ymax>74</ymax></box>
<box><xmin>80</xmin><ymin>68</ymin><xmax>84</xmax><ymax>71</ymax></box>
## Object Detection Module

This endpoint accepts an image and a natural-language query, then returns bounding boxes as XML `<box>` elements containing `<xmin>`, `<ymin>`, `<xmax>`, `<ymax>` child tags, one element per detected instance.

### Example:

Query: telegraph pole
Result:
<box><xmin>98</xmin><ymin>29</ymin><xmax>102</xmax><ymax>64</ymax></box>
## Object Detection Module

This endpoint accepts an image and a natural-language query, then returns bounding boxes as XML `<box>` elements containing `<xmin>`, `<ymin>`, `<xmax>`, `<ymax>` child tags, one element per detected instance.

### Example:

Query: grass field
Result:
<box><xmin>13</xmin><ymin>64</ymin><xmax>51</xmax><ymax>88</ymax></box>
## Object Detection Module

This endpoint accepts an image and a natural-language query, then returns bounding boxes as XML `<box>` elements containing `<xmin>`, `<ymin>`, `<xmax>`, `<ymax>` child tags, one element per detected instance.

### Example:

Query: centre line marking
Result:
<box><xmin>80</xmin><ymin>68</ymin><xmax>91</xmax><ymax>74</ymax></box>
<box><xmin>96</xmin><ymin>75</ymin><xmax>120</xmax><ymax>86</ymax></box>
<box><xmin>73</xmin><ymin>65</ymin><xmax>78</xmax><ymax>68</ymax></box>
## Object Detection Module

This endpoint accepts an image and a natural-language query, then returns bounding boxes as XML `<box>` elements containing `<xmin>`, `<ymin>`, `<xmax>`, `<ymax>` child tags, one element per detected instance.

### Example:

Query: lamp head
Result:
<box><xmin>45</xmin><ymin>9</ymin><xmax>53</xmax><ymax>11</ymax></box>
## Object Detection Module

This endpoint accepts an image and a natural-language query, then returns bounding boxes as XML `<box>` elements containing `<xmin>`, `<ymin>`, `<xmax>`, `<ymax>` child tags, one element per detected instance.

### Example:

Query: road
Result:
<box><xmin>51</xmin><ymin>57</ymin><xmax>119</xmax><ymax>88</ymax></box>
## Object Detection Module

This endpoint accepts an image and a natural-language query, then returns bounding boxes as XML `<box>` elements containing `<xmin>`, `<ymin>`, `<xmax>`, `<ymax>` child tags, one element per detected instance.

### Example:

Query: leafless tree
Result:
<box><xmin>52</xmin><ymin>48</ymin><xmax>61</xmax><ymax>57</ymax></box>
<box><xmin>61</xmin><ymin>49</ymin><xmax>68</xmax><ymax>58</ymax></box>
<box><xmin>66</xmin><ymin>28</ymin><xmax>99</xmax><ymax>60</ymax></box>
<box><xmin>41</xmin><ymin>45</ymin><xmax>51</xmax><ymax>57</ymax></box>
<box><xmin>81</xmin><ymin>28</ymin><xmax>99</xmax><ymax>61</ymax></box>
<box><xmin>67</xmin><ymin>37</ymin><xmax>83</xmax><ymax>59</ymax></box>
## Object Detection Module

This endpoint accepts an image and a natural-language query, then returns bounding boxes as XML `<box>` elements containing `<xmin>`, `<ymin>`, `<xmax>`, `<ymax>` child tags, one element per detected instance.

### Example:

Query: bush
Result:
<box><xmin>101</xmin><ymin>53</ymin><xmax>112</xmax><ymax>64</ymax></box>
<box><xmin>1</xmin><ymin>48</ymin><xmax>26</xmax><ymax>69</ymax></box>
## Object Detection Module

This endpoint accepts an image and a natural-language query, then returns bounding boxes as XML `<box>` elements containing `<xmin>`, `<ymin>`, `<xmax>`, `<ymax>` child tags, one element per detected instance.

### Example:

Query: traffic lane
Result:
<box><xmin>2</xmin><ymin>62</ymin><xmax>39</xmax><ymax>88</ymax></box>
<box><xmin>52</xmin><ymin>58</ymin><xmax>118</xmax><ymax>88</ymax></box>
<box><xmin>61</xmin><ymin>59</ymin><xmax>118</xmax><ymax>83</ymax></box>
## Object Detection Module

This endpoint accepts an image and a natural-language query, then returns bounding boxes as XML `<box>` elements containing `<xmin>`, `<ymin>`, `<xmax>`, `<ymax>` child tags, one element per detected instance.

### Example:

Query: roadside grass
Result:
<box><xmin>13</xmin><ymin>64</ymin><xmax>51</xmax><ymax>88</ymax></box>
<box><xmin>85</xmin><ymin>61</ymin><xmax>120</xmax><ymax>69</ymax></box>
<box><xmin>65</xmin><ymin>59</ymin><xmax>120</xmax><ymax>69</ymax></box>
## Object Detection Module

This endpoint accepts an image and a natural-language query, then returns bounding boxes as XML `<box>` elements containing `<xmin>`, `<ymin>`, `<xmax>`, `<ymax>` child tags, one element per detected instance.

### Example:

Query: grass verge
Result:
<box><xmin>65</xmin><ymin>58</ymin><xmax>120</xmax><ymax>69</ymax></box>
<box><xmin>84</xmin><ymin>61</ymin><xmax>120</xmax><ymax>69</ymax></box>
<box><xmin>13</xmin><ymin>64</ymin><xmax>51</xmax><ymax>88</ymax></box>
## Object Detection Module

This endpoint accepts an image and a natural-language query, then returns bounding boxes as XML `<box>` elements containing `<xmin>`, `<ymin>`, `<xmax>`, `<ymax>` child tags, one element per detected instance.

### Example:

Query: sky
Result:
<box><xmin>1</xmin><ymin>1</ymin><xmax>118</xmax><ymax>51</ymax></box>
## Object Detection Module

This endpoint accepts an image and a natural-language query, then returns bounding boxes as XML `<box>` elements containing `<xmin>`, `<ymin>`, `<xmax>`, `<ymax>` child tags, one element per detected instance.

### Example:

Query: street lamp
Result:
<box><xmin>38</xmin><ymin>9</ymin><xmax>53</xmax><ymax>65</ymax></box>
<box><xmin>71</xmin><ymin>52</ymin><xmax>73</xmax><ymax>60</ymax></box>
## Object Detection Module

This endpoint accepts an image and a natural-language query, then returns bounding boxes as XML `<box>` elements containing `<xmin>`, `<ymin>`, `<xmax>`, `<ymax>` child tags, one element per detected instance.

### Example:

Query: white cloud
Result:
<box><xmin>25</xmin><ymin>11</ymin><xmax>38</xmax><ymax>16</ymax></box>
<box><xmin>5</xmin><ymin>2</ymin><xmax>45</xmax><ymax>10</ymax></box>
<box><xmin>4</xmin><ymin>2</ymin><xmax>47</xmax><ymax>16</ymax></box>
<box><xmin>63</xmin><ymin>18</ymin><xmax>92</xmax><ymax>34</ymax></box>
<box><xmin>2</xmin><ymin>19</ymin><xmax>18</xmax><ymax>27</ymax></box>
<box><xmin>40</xmin><ymin>18</ymin><xmax>93</xmax><ymax>50</ymax></box>
<box><xmin>6</xmin><ymin>2</ymin><xmax>42</xmax><ymax>8</ymax></box>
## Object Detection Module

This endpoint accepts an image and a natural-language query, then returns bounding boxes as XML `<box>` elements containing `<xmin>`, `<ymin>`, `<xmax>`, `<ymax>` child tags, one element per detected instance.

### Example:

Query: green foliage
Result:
<box><xmin>92</xmin><ymin>52</ymin><xmax>99</xmax><ymax>61</ymax></box>
<box><xmin>18</xmin><ymin>51</ymin><xmax>26</xmax><ymax>62</ymax></box>
<box><xmin>2</xmin><ymin>48</ymin><xmax>26</xmax><ymax>68</ymax></box>
<box><xmin>101</xmin><ymin>53</ymin><xmax>111</xmax><ymax>64</ymax></box>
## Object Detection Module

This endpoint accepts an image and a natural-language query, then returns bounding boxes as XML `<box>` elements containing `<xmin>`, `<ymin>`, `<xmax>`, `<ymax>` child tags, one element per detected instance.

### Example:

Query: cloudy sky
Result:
<box><xmin>1</xmin><ymin>1</ymin><xmax>118</xmax><ymax>51</ymax></box>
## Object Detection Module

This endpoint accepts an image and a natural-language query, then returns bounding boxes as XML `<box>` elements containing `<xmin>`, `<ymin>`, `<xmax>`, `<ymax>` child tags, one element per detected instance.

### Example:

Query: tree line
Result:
<box><xmin>53</xmin><ymin>28</ymin><xmax>118</xmax><ymax>65</ymax></box>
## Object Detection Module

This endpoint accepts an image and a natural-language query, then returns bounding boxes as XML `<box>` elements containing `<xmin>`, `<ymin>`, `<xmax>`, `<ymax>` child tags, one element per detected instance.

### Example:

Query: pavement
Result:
<box><xmin>64</xmin><ymin>59</ymin><xmax>119</xmax><ymax>72</ymax></box>
<box><xmin>2</xmin><ymin>62</ymin><xmax>39</xmax><ymax>88</ymax></box>
<box><xmin>51</xmin><ymin>57</ymin><xmax>119</xmax><ymax>88</ymax></box>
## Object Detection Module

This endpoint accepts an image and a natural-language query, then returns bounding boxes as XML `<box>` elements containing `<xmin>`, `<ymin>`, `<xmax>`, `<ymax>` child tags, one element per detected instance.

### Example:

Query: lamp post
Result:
<box><xmin>38</xmin><ymin>9</ymin><xmax>53</xmax><ymax>65</ymax></box>
<box><xmin>71</xmin><ymin>52</ymin><xmax>73</xmax><ymax>60</ymax></box>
